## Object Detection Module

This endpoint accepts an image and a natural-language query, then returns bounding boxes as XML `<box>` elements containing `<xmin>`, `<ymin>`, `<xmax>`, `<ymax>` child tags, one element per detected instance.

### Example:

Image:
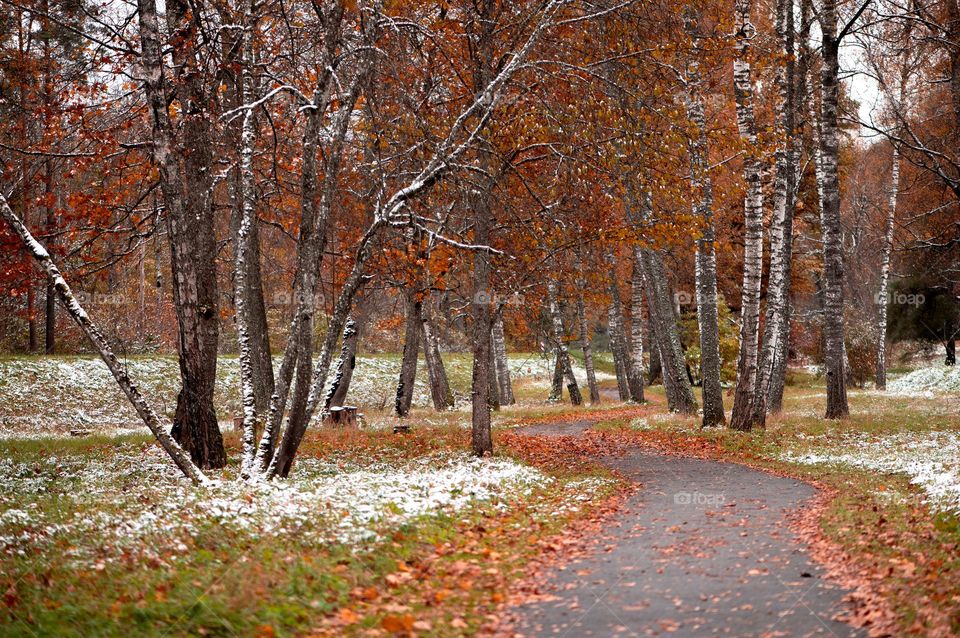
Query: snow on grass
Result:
<box><xmin>887</xmin><ymin>366</ymin><xmax>960</xmax><ymax>396</ymax></box>
<box><xmin>782</xmin><ymin>430</ymin><xmax>960</xmax><ymax>513</ymax></box>
<box><xmin>0</xmin><ymin>444</ymin><xmax>552</xmax><ymax>566</ymax></box>
<box><xmin>507</xmin><ymin>355</ymin><xmax>616</xmax><ymax>387</ymax></box>
<box><xmin>0</xmin><ymin>354</ymin><xmax>565</xmax><ymax>438</ymax></box>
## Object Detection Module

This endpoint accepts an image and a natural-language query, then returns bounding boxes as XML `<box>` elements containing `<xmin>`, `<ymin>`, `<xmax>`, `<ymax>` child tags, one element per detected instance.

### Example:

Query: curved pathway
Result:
<box><xmin>507</xmin><ymin>420</ymin><xmax>862</xmax><ymax>638</ymax></box>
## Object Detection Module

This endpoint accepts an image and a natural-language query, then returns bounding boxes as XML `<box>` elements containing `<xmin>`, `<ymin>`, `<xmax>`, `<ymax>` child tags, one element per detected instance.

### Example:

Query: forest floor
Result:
<box><xmin>1</xmin><ymin>359</ymin><xmax>959</xmax><ymax>636</ymax></box>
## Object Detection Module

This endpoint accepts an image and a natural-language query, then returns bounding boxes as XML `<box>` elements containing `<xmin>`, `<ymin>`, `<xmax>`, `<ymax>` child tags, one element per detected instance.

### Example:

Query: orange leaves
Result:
<box><xmin>381</xmin><ymin>613</ymin><xmax>414</xmax><ymax>633</ymax></box>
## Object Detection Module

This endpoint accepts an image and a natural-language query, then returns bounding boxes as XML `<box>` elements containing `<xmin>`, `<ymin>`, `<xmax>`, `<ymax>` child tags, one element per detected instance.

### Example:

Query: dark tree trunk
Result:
<box><xmin>395</xmin><ymin>292</ymin><xmax>421</xmax><ymax>417</ymax></box>
<box><xmin>609</xmin><ymin>275</ymin><xmax>641</xmax><ymax>402</ymax></box>
<box><xmin>422</xmin><ymin>302</ymin><xmax>454</xmax><ymax>410</ymax></box>
<box><xmin>245</xmin><ymin>215</ymin><xmax>274</xmax><ymax>417</ymax></box>
<box><xmin>647</xmin><ymin>315</ymin><xmax>662</xmax><ymax>385</ymax></box>
<box><xmin>492</xmin><ymin>313</ymin><xmax>515</xmax><ymax>405</ymax></box>
<box><xmin>138</xmin><ymin>0</ymin><xmax>224</xmax><ymax>469</ymax></box>
<box><xmin>326</xmin><ymin>316</ymin><xmax>360</xmax><ymax>409</ymax></box>
<box><xmin>27</xmin><ymin>285</ymin><xmax>38</xmax><ymax>352</ymax></box>
<box><xmin>947</xmin><ymin>339</ymin><xmax>957</xmax><ymax>366</ymax></box>
<box><xmin>641</xmin><ymin>247</ymin><xmax>698</xmax><ymax>414</ymax></box>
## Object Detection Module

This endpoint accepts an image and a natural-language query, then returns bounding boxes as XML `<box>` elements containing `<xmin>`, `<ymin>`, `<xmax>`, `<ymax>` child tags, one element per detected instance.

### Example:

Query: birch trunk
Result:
<box><xmin>137</xmin><ymin>0</ymin><xmax>224</xmax><ymax>469</ymax></box>
<box><xmin>423</xmin><ymin>305</ymin><xmax>454</xmax><ymax>410</ymax></box>
<box><xmin>491</xmin><ymin>313</ymin><xmax>515</xmax><ymax>405</ymax></box>
<box><xmin>548</xmin><ymin>280</ymin><xmax>583</xmax><ymax>406</ymax></box>
<box><xmin>753</xmin><ymin>0</ymin><xmax>797</xmax><ymax>426</ymax></box>
<box><xmin>0</xmin><ymin>191</ymin><xmax>209</xmax><ymax>485</ymax></box>
<box><xmin>609</xmin><ymin>302</ymin><xmax>630</xmax><ymax>401</ymax></box>
<box><xmin>235</xmin><ymin>1</ymin><xmax>260</xmax><ymax>478</ymax></box>
<box><xmin>576</xmin><ymin>253</ymin><xmax>601</xmax><ymax>404</ymax></box>
<box><xmin>629</xmin><ymin>249</ymin><xmax>645</xmax><ymax>404</ymax></box>
<box><xmin>609</xmin><ymin>276</ymin><xmax>639</xmax><ymax>402</ymax></box>
<box><xmin>729</xmin><ymin>0</ymin><xmax>765</xmax><ymax>431</ymax></box>
<box><xmin>819</xmin><ymin>0</ymin><xmax>850</xmax><ymax>418</ymax></box>
<box><xmin>578</xmin><ymin>293</ymin><xmax>601</xmax><ymax>405</ymax></box>
<box><xmin>325</xmin><ymin>316</ymin><xmax>359</xmax><ymax>410</ymax></box>
<box><xmin>875</xmin><ymin>146</ymin><xmax>899</xmax><ymax>390</ymax></box>
<box><xmin>641</xmin><ymin>248</ymin><xmax>698</xmax><ymax>413</ymax></box>
<box><xmin>395</xmin><ymin>292</ymin><xmax>421</xmax><ymax>417</ymax></box>
<box><xmin>684</xmin><ymin>11</ymin><xmax>724</xmax><ymax>426</ymax></box>
<box><xmin>549</xmin><ymin>345</ymin><xmax>566</xmax><ymax>402</ymax></box>
<box><xmin>256</xmin><ymin>4</ymin><xmax>347</xmax><ymax>471</ymax></box>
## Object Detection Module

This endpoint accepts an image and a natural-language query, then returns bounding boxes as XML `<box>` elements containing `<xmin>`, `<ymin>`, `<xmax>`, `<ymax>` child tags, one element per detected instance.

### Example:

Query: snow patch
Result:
<box><xmin>782</xmin><ymin>430</ymin><xmax>960</xmax><ymax>513</ymax></box>
<box><xmin>888</xmin><ymin>366</ymin><xmax>960</xmax><ymax>396</ymax></box>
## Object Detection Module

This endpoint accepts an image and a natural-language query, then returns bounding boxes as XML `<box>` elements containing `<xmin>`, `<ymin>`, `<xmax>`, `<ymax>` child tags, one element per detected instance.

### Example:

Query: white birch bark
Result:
<box><xmin>576</xmin><ymin>252</ymin><xmax>601</xmax><ymax>404</ymax></box>
<box><xmin>0</xmin><ymin>191</ymin><xmax>209</xmax><ymax>486</ymax></box>
<box><xmin>547</xmin><ymin>280</ymin><xmax>583</xmax><ymax>406</ymax></box>
<box><xmin>629</xmin><ymin>249</ymin><xmax>645</xmax><ymax>404</ymax></box>
<box><xmin>876</xmin><ymin>145</ymin><xmax>899</xmax><ymax>390</ymax></box>
<box><xmin>753</xmin><ymin>0</ymin><xmax>797</xmax><ymax>426</ymax></box>
<box><xmin>684</xmin><ymin>8</ymin><xmax>725</xmax><ymax>426</ymax></box>
<box><xmin>235</xmin><ymin>0</ymin><xmax>260</xmax><ymax>478</ymax></box>
<box><xmin>729</xmin><ymin>0</ymin><xmax>765</xmax><ymax>431</ymax></box>
<box><xmin>819</xmin><ymin>0</ymin><xmax>850</xmax><ymax>418</ymax></box>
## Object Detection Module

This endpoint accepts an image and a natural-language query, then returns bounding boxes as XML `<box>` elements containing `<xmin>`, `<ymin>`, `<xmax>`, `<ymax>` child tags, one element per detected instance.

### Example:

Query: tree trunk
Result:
<box><xmin>326</xmin><ymin>316</ymin><xmax>360</xmax><ymax>409</ymax></box>
<box><xmin>684</xmin><ymin>12</ymin><xmax>724</xmax><ymax>426</ymax></box>
<box><xmin>138</xmin><ymin>0</ymin><xmax>224</xmax><ymax>469</ymax></box>
<box><xmin>422</xmin><ymin>305</ymin><xmax>454</xmax><ymax>410</ymax></box>
<box><xmin>491</xmin><ymin>313</ymin><xmax>515</xmax><ymax>405</ymax></box>
<box><xmin>947</xmin><ymin>338</ymin><xmax>956</xmax><ymax>366</ymax></box>
<box><xmin>488</xmin><ymin>342</ymin><xmax>501</xmax><ymax>410</ymax></box>
<box><xmin>641</xmin><ymin>247</ymin><xmax>698</xmax><ymax>414</ymax></box>
<box><xmin>256</xmin><ymin>3</ymin><xmax>350</xmax><ymax>472</ymax></box>
<box><xmin>729</xmin><ymin>0</ymin><xmax>765</xmax><ymax>432</ymax></box>
<box><xmin>629</xmin><ymin>249</ymin><xmax>645</xmax><ymax>403</ymax></box>
<box><xmin>753</xmin><ymin>0</ymin><xmax>797</xmax><ymax>425</ymax></box>
<box><xmin>268</xmin><ymin>225</ymin><xmax>380</xmax><ymax>478</ymax></box>
<box><xmin>609</xmin><ymin>275</ymin><xmax>640</xmax><ymax>402</ymax></box>
<box><xmin>609</xmin><ymin>302</ymin><xmax>631</xmax><ymax>401</ymax></box>
<box><xmin>548</xmin><ymin>280</ymin><xmax>583</xmax><ymax>406</ymax></box>
<box><xmin>0</xmin><ymin>190</ymin><xmax>208</xmax><ymax>485</ymax></box>
<box><xmin>395</xmin><ymin>292</ymin><xmax>421</xmax><ymax>417</ymax></box>
<box><xmin>27</xmin><ymin>284</ymin><xmax>38</xmax><ymax>352</ymax></box>
<box><xmin>245</xmin><ymin>214</ymin><xmax>274</xmax><ymax>418</ymax></box>
<box><xmin>549</xmin><ymin>344</ymin><xmax>566</xmax><ymax>402</ymax></box>
<box><xmin>647</xmin><ymin>313</ymin><xmax>662</xmax><ymax>385</ymax></box>
<box><xmin>819</xmin><ymin>0</ymin><xmax>850</xmax><ymax>419</ymax></box>
<box><xmin>471</xmin><ymin>193</ymin><xmax>494</xmax><ymax>453</ymax></box>
<box><xmin>235</xmin><ymin>3</ymin><xmax>261</xmax><ymax>478</ymax></box>
<box><xmin>576</xmin><ymin>252</ymin><xmax>601</xmax><ymax>404</ymax></box>
<box><xmin>875</xmin><ymin>145</ymin><xmax>898</xmax><ymax>389</ymax></box>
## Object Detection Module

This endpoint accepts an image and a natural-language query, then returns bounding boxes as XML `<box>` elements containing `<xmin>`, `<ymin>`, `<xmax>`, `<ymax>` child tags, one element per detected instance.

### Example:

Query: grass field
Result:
<box><xmin>1</xmin><ymin>355</ymin><xmax>959</xmax><ymax>636</ymax></box>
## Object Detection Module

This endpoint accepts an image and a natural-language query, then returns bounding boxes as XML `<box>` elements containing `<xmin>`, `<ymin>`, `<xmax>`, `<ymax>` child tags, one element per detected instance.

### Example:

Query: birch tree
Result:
<box><xmin>0</xmin><ymin>189</ymin><xmax>209</xmax><ymax>486</ymax></box>
<box><xmin>684</xmin><ymin>6</ymin><xmax>725</xmax><ymax>427</ymax></box>
<box><xmin>752</xmin><ymin>0</ymin><xmax>798</xmax><ymax>426</ymax></box>
<box><xmin>818</xmin><ymin>0</ymin><xmax>871</xmax><ymax>418</ymax></box>
<box><xmin>136</xmin><ymin>0</ymin><xmax>225</xmax><ymax>468</ymax></box>
<box><xmin>729</xmin><ymin>0</ymin><xmax>765</xmax><ymax>431</ymax></box>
